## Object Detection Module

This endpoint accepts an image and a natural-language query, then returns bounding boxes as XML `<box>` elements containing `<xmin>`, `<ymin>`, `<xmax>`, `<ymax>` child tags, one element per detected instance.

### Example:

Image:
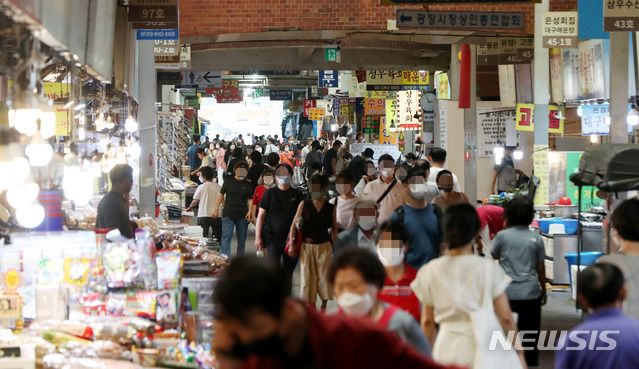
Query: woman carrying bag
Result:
<box><xmin>288</xmin><ymin>173</ymin><xmax>337</xmax><ymax>312</ymax></box>
<box><xmin>410</xmin><ymin>203</ymin><xmax>526</xmax><ymax>369</ymax></box>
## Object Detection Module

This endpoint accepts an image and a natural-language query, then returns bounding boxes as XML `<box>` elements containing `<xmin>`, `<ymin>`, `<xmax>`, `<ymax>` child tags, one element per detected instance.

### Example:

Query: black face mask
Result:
<box><xmin>230</xmin><ymin>333</ymin><xmax>286</xmax><ymax>359</ymax></box>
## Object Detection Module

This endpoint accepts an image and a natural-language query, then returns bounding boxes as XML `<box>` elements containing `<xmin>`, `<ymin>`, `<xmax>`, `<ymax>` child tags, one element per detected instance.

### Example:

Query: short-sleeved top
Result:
<box><xmin>384</xmin><ymin>304</ymin><xmax>432</xmax><ymax>356</ymax></box>
<box><xmin>363</xmin><ymin>178</ymin><xmax>407</xmax><ymax>224</ymax></box>
<box><xmin>322</xmin><ymin>148</ymin><xmax>339</xmax><ymax>176</ymax></box>
<box><xmin>378</xmin><ymin>264</ymin><xmax>421</xmax><ymax>323</ymax></box>
<box><xmin>252</xmin><ymin>186</ymin><xmax>268</xmax><ymax>209</ymax></box>
<box><xmin>428</xmin><ymin>167</ymin><xmax>461</xmax><ymax>193</ymax></box>
<box><xmin>492</xmin><ymin>226</ymin><xmax>545</xmax><ymax>301</ymax></box>
<box><xmin>187</xmin><ymin>144</ymin><xmax>202</xmax><ymax>170</ymax></box>
<box><xmin>431</xmin><ymin>192</ymin><xmax>469</xmax><ymax>211</ymax></box>
<box><xmin>301</xmin><ymin>200</ymin><xmax>334</xmax><ymax>244</ymax></box>
<box><xmin>279</xmin><ymin>152</ymin><xmax>295</xmax><ymax>168</ymax></box>
<box><xmin>349</xmin><ymin>155</ymin><xmax>367</xmax><ymax>182</ymax></box>
<box><xmin>220</xmin><ymin>176</ymin><xmax>253</xmax><ymax>218</ymax></box>
<box><xmin>96</xmin><ymin>191</ymin><xmax>134</xmax><ymax>239</ymax></box>
<box><xmin>329</xmin><ymin>196</ymin><xmax>358</xmax><ymax>230</ymax></box>
<box><xmin>494</xmin><ymin>157</ymin><xmax>516</xmax><ymax>191</ymax></box>
<box><xmin>598</xmin><ymin>254</ymin><xmax>639</xmax><ymax>320</ymax></box>
<box><xmin>411</xmin><ymin>255</ymin><xmax>512</xmax><ymax>325</ymax></box>
<box><xmin>259</xmin><ymin>186</ymin><xmax>304</xmax><ymax>242</ymax></box>
<box><xmin>391</xmin><ymin>204</ymin><xmax>442</xmax><ymax>270</ymax></box>
<box><xmin>247</xmin><ymin>163</ymin><xmax>267</xmax><ymax>191</ymax></box>
<box><xmin>199</xmin><ymin>155</ymin><xmax>213</xmax><ymax>170</ymax></box>
<box><xmin>476</xmin><ymin>205</ymin><xmax>505</xmax><ymax>238</ymax></box>
<box><xmin>194</xmin><ymin>182</ymin><xmax>221</xmax><ymax>218</ymax></box>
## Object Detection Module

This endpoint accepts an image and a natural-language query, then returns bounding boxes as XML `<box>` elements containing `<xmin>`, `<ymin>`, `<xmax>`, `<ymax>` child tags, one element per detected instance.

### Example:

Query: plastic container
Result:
<box><xmin>564</xmin><ymin>252</ymin><xmax>602</xmax><ymax>294</ymax></box>
<box><xmin>538</xmin><ymin>218</ymin><xmax>578</xmax><ymax>235</ymax></box>
<box><xmin>33</xmin><ymin>191</ymin><xmax>63</xmax><ymax>231</ymax></box>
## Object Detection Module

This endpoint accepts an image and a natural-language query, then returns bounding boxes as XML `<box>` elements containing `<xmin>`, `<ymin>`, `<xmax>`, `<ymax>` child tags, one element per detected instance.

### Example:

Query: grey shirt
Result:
<box><xmin>96</xmin><ymin>191</ymin><xmax>133</xmax><ymax>239</ymax></box>
<box><xmin>493</xmin><ymin>226</ymin><xmax>545</xmax><ymax>301</ymax></box>
<box><xmin>598</xmin><ymin>254</ymin><xmax>639</xmax><ymax>320</ymax></box>
<box><xmin>384</xmin><ymin>303</ymin><xmax>432</xmax><ymax>356</ymax></box>
<box><xmin>494</xmin><ymin>158</ymin><xmax>516</xmax><ymax>191</ymax></box>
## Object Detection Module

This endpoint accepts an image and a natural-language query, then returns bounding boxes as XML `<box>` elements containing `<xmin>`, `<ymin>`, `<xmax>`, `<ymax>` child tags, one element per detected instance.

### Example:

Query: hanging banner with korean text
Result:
<box><xmin>577</xmin><ymin>40</ymin><xmax>606</xmax><ymax>100</ymax></box>
<box><xmin>550</xmin><ymin>48</ymin><xmax>565</xmax><ymax>103</ymax></box>
<box><xmin>349</xmin><ymin>77</ymin><xmax>366</xmax><ymax>97</ymax></box>
<box><xmin>380</xmin><ymin>117</ymin><xmax>398</xmax><ymax>144</ymax></box>
<box><xmin>581</xmin><ymin>103</ymin><xmax>635</xmax><ymax>135</ymax></box>
<box><xmin>401</xmin><ymin>71</ymin><xmax>429</xmax><ymax>86</ymax></box>
<box><xmin>436</xmin><ymin>73</ymin><xmax>451</xmax><ymax>100</ymax></box>
<box><xmin>477</xmin><ymin>109</ymin><xmax>517</xmax><ymax>158</ymax></box>
<box><xmin>54</xmin><ymin>106</ymin><xmax>70</xmax><ymax>136</ymax></box>
<box><xmin>477</xmin><ymin>40</ymin><xmax>499</xmax><ymax>66</ymax></box>
<box><xmin>542</xmin><ymin>12</ymin><xmax>578</xmax><ymax>48</ymax></box>
<box><xmin>562</xmin><ymin>49</ymin><xmax>580</xmax><ymax>101</ymax></box>
<box><xmin>309</xmin><ymin>108</ymin><xmax>326</xmax><ymax>122</ymax></box>
<box><xmin>304</xmin><ymin>99</ymin><xmax>316</xmax><ymax>117</ymax></box>
<box><xmin>386</xmin><ymin>99</ymin><xmax>398</xmax><ymax>133</ymax></box>
<box><xmin>604</xmin><ymin>0</ymin><xmax>639</xmax><ymax>31</ymax></box>
<box><xmin>396</xmin><ymin>90</ymin><xmax>423</xmax><ymax>130</ymax></box>
<box><xmin>516</xmin><ymin>103</ymin><xmax>535</xmax><ymax>132</ymax></box>
<box><xmin>365</xmin><ymin>91</ymin><xmax>396</xmax><ymax>99</ymax></box>
<box><xmin>366</xmin><ymin>71</ymin><xmax>402</xmax><ymax>90</ymax></box>
<box><xmin>396</xmin><ymin>10</ymin><xmax>525</xmax><ymax>30</ymax></box>
<box><xmin>364</xmin><ymin>99</ymin><xmax>386</xmax><ymax>115</ymax></box>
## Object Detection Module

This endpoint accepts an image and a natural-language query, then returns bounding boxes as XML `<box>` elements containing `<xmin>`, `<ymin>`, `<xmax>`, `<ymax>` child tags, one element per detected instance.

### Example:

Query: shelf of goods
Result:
<box><xmin>158</xmin><ymin>111</ymin><xmax>190</xmax><ymax>193</ymax></box>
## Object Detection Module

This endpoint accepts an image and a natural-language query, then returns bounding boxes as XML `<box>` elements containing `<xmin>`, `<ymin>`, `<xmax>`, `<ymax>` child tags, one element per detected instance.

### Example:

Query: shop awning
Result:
<box><xmin>569</xmin><ymin>144</ymin><xmax>639</xmax><ymax>192</ymax></box>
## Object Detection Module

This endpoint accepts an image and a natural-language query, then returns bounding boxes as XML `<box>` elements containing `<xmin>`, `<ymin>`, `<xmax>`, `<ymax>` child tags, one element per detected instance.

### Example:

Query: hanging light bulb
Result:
<box><xmin>63</xmin><ymin>166</ymin><xmax>93</xmax><ymax>206</ymax></box>
<box><xmin>16</xmin><ymin>203</ymin><xmax>45</xmax><ymax>229</ymax></box>
<box><xmin>95</xmin><ymin>114</ymin><xmax>106</xmax><ymax>131</ymax></box>
<box><xmin>627</xmin><ymin>109</ymin><xmax>639</xmax><ymax>126</ymax></box>
<box><xmin>6</xmin><ymin>182</ymin><xmax>39</xmax><ymax>209</ymax></box>
<box><xmin>0</xmin><ymin>144</ymin><xmax>30</xmax><ymax>190</ymax></box>
<box><xmin>513</xmin><ymin>150</ymin><xmax>524</xmax><ymax>160</ymax></box>
<box><xmin>128</xmin><ymin>141</ymin><xmax>141</xmax><ymax>159</ymax></box>
<box><xmin>125</xmin><ymin>114</ymin><xmax>138</xmax><ymax>132</ymax></box>
<box><xmin>590</xmin><ymin>134</ymin><xmax>598</xmax><ymax>144</ymax></box>
<box><xmin>10</xmin><ymin>109</ymin><xmax>41</xmax><ymax>136</ymax></box>
<box><xmin>25</xmin><ymin>132</ymin><xmax>53</xmax><ymax>167</ymax></box>
<box><xmin>40</xmin><ymin>111</ymin><xmax>56</xmax><ymax>139</ymax></box>
<box><xmin>105</xmin><ymin>115</ymin><xmax>115</xmax><ymax>130</ymax></box>
<box><xmin>494</xmin><ymin>146</ymin><xmax>504</xmax><ymax>165</ymax></box>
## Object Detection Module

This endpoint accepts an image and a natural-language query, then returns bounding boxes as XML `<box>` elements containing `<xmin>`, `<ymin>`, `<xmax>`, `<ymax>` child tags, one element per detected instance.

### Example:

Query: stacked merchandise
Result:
<box><xmin>158</xmin><ymin>110</ymin><xmax>191</xmax><ymax>192</ymax></box>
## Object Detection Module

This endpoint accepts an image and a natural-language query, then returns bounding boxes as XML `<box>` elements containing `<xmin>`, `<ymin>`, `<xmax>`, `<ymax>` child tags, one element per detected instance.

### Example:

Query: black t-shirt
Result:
<box><xmin>349</xmin><ymin>155</ymin><xmax>366</xmax><ymax>181</ymax></box>
<box><xmin>247</xmin><ymin>163</ymin><xmax>267</xmax><ymax>191</ymax></box>
<box><xmin>220</xmin><ymin>177</ymin><xmax>253</xmax><ymax>218</ymax></box>
<box><xmin>96</xmin><ymin>191</ymin><xmax>133</xmax><ymax>238</ymax></box>
<box><xmin>259</xmin><ymin>187</ymin><xmax>304</xmax><ymax>242</ymax></box>
<box><xmin>306</xmin><ymin>150</ymin><xmax>323</xmax><ymax>171</ymax></box>
<box><xmin>301</xmin><ymin>200</ymin><xmax>334</xmax><ymax>244</ymax></box>
<box><xmin>322</xmin><ymin>148</ymin><xmax>338</xmax><ymax>176</ymax></box>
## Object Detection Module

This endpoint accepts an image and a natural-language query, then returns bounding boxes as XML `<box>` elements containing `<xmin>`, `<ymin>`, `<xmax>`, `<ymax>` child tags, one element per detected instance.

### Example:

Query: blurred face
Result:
<box><xmin>334</xmin><ymin>144</ymin><xmax>342</xmax><ymax>151</ymax></box>
<box><xmin>284</xmin><ymin>146</ymin><xmax>290</xmax><ymax>152</ymax></box>
<box><xmin>376</xmin><ymin>230</ymin><xmax>406</xmax><ymax>267</ymax></box>
<box><xmin>310</xmin><ymin>183</ymin><xmax>327</xmax><ymax>200</ymax></box>
<box><xmin>255</xmin><ymin>145</ymin><xmax>262</xmax><ymax>153</ymax></box>
<box><xmin>395</xmin><ymin>166</ymin><xmax>409</xmax><ymax>182</ymax></box>
<box><xmin>365</xmin><ymin>162</ymin><xmax>376</xmax><ymax>176</ymax></box>
<box><xmin>124</xmin><ymin>176</ymin><xmax>133</xmax><ymax>193</ymax></box>
<box><xmin>407</xmin><ymin>175</ymin><xmax>427</xmax><ymax>197</ymax></box>
<box><xmin>335</xmin><ymin>178</ymin><xmax>352</xmax><ymax>196</ymax></box>
<box><xmin>334</xmin><ymin>267</ymin><xmax>378</xmax><ymax>317</ymax></box>
<box><xmin>263</xmin><ymin>174</ymin><xmax>274</xmax><ymax>186</ymax></box>
<box><xmin>197</xmin><ymin>152</ymin><xmax>205</xmax><ymax>159</ymax></box>
<box><xmin>438</xmin><ymin>174</ymin><xmax>454</xmax><ymax>192</ymax></box>
<box><xmin>379</xmin><ymin>160</ymin><xmax>395</xmax><ymax>178</ymax></box>
<box><xmin>355</xmin><ymin>204</ymin><xmax>377</xmax><ymax>230</ymax></box>
<box><xmin>505</xmin><ymin>148</ymin><xmax>513</xmax><ymax>158</ymax></box>
<box><xmin>235</xmin><ymin>168</ymin><xmax>248</xmax><ymax>180</ymax></box>
<box><xmin>334</xmin><ymin>267</ymin><xmax>369</xmax><ymax>299</ymax></box>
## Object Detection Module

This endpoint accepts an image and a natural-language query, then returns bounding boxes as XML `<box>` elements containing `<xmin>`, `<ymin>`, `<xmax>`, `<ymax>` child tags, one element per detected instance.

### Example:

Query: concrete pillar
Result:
<box><xmin>137</xmin><ymin>40</ymin><xmax>158</xmax><ymax>217</ymax></box>
<box><xmin>463</xmin><ymin>45</ymin><xmax>477</xmax><ymax>203</ymax></box>
<box><xmin>610</xmin><ymin>32</ymin><xmax>630</xmax><ymax>144</ymax></box>
<box><xmin>534</xmin><ymin>0</ymin><xmax>550</xmax><ymax>147</ymax></box>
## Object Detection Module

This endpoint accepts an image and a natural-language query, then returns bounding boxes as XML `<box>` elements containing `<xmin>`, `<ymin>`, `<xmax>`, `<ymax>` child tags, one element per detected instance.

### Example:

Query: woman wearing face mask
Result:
<box><xmin>289</xmin><ymin>173</ymin><xmax>337</xmax><ymax>311</ymax></box>
<box><xmin>224</xmin><ymin>140</ymin><xmax>236</xmax><ymax>166</ymax></box>
<box><xmin>250</xmin><ymin>168</ymin><xmax>275</xmax><ymax>224</ymax></box>
<box><xmin>329</xmin><ymin>168</ymin><xmax>358</xmax><ymax>232</ymax></box>
<box><xmin>376</xmin><ymin>220</ymin><xmax>422</xmax><ymax>323</ymax></box>
<box><xmin>214</xmin><ymin>161</ymin><xmax>254</xmax><ymax>257</ymax></box>
<box><xmin>354</xmin><ymin>160</ymin><xmax>378</xmax><ymax>195</ymax></box>
<box><xmin>432</xmin><ymin>170</ymin><xmax>470</xmax><ymax>211</ymax></box>
<box><xmin>328</xmin><ymin>247</ymin><xmax>432</xmax><ymax>356</ymax></box>
<box><xmin>215</xmin><ymin>142</ymin><xmax>227</xmax><ymax>186</ymax></box>
<box><xmin>410</xmin><ymin>203</ymin><xmax>525</xmax><ymax>368</ymax></box>
<box><xmin>279</xmin><ymin>144</ymin><xmax>295</xmax><ymax>169</ymax></box>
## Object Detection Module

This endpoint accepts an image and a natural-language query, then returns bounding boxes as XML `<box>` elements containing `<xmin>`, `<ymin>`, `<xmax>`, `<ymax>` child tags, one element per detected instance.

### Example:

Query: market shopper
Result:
<box><xmin>492</xmin><ymin>196</ymin><xmax>546</xmax><ymax>367</ymax></box>
<box><xmin>354</xmin><ymin>159</ymin><xmax>378</xmax><ymax>195</ymax></box>
<box><xmin>349</xmin><ymin>147</ymin><xmax>375</xmax><ymax>183</ymax></box>
<box><xmin>476</xmin><ymin>204</ymin><xmax>505</xmax><ymax>257</ymax></box>
<box><xmin>598</xmin><ymin>198</ymin><xmax>639</xmax><ymax>320</ymax></box>
<box><xmin>246</xmin><ymin>150</ymin><xmax>267</xmax><ymax>191</ymax></box>
<box><xmin>328</xmin><ymin>247</ymin><xmax>432</xmax><ymax>356</ymax></box>
<box><xmin>334</xmin><ymin>196</ymin><xmax>379</xmax><ymax>254</ymax></box>
<box><xmin>279</xmin><ymin>143</ymin><xmax>295</xmax><ymax>169</ymax></box>
<box><xmin>391</xmin><ymin>168</ymin><xmax>443</xmax><ymax>270</ymax></box>
<box><xmin>376</xmin><ymin>219</ymin><xmax>422</xmax><ymax>323</ymax></box>
<box><xmin>249</xmin><ymin>168</ymin><xmax>274</xmax><ymax>224</ymax></box>
<box><xmin>363</xmin><ymin>154</ymin><xmax>407</xmax><ymax>224</ymax></box>
<box><xmin>555</xmin><ymin>263</ymin><xmax>639</xmax><ymax>369</ymax></box>
<box><xmin>322</xmin><ymin>140</ymin><xmax>342</xmax><ymax>177</ymax></box>
<box><xmin>300</xmin><ymin>138</ymin><xmax>313</xmax><ymax>166</ymax></box>
<box><xmin>186</xmin><ymin>167</ymin><xmax>222</xmax><ymax>239</ymax></box>
<box><xmin>304</xmin><ymin>140</ymin><xmax>324</xmax><ymax>180</ymax></box>
<box><xmin>491</xmin><ymin>146</ymin><xmax>523</xmax><ymax>194</ymax></box>
<box><xmin>191</xmin><ymin>148</ymin><xmax>214</xmax><ymax>177</ymax></box>
<box><xmin>214</xmin><ymin>161</ymin><xmax>253</xmax><ymax>257</ymax></box>
<box><xmin>215</xmin><ymin>142</ymin><xmax>227</xmax><ymax>185</ymax></box>
<box><xmin>335</xmin><ymin>140</ymin><xmax>351</xmax><ymax>173</ymax></box>
<box><xmin>427</xmin><ymin>148</ymin><xmax>461</xmax><ymax>192</ymax></box>
<box><xmin>186</xmin><ymin>135</ymin><xmax>203</xmax><ymax>183</ymax></box>
<box><xmin>226</xmin><ymin>148</ymin><xmax>245</xmax><ymax>178</ymax></box>
<box><xmin>432</xmin><ymin>170</ymin><xmax>470</xmax><ymax>211</ymax></box>
<box><xmin>255</xmin><ymin>164</ymin><xmax>304</xmax><ymax>284</ymax></box>
<box><xmin>411</xmin><ymin>203</ymin><xmax>525</xmax><ymax>368</ymax></box>
<box><xmin>96</xmin><ymin>164</ymin><xmax>134</xmax><ymax>239</ymax></box>
<box><xmin>265</xmin><ymin>138</ymin><xmax>280</xmax><ymax>154</ymax></box>
<box><xmin>329</xmin><ymin>168</ymin><xmax>358</xmax><ymax>232</ymax></box>
<box><xmin>212</xmin><ymin>256</ymin><xmax>462</xmax><ymax>369</ymax></box>
<box><xmin>413</xmin><ymin>159</ymin><xmax>440</xmax><ymax>203</ymax></box>
<box><xmin>290</xmin><ymin>173</ymin><xmax>337</xmax><ymax>311</ymax></box>
<box><xmin>266</xmin><ymin>152</ymin><xmax>280</xmax><ymax>168</ymax></box>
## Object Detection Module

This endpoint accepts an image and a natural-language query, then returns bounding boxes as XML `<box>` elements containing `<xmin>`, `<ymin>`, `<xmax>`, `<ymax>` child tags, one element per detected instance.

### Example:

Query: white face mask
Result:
<box><xmin>409</xmin><ymin>183</ymin><xmax>427</xmax><ymax>199</ymax></box>
<box><xmin>382</xmin><ymin>168</ymin><xmax>394</xmax><ymax>178</ymax></box>
<box><xmin>276</xmin><ymin>175</ymin><xmax>291</xmax><ymax>185</ymax></box>
<box><xmin>230</xmin><ymin>145</ymin><xmax>236</xmax><ymax>150</ymax></box>
<box><xmin>215</xmin><ymin>144</ymin><xmax>220</xmax><ymax>149</ymax></box>
<box><xmin>358</xmin><ymin>216</ymin><xmax>376</xmax><ymax>231</ymax></box>
<box><xmin>337</xmin><ymin>289</ymin><xmax>375</xmax><ymax>317</ymax></box>
<box><xmin>377</xmin><ymin>247</ymin><xmax>404</xmax><ymax>267</ymax></box>
<box><xmin>264</xmin><ymin>177</ymin><xmax>274</xmax><ymax>186</ymax></box>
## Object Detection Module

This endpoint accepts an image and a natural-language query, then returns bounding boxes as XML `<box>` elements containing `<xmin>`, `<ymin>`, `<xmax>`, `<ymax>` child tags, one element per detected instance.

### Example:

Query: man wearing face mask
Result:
<box><xmin>213</xmin><ymin>257</ymin><xmax>459</xmax><ymax>369</ymax></box>
<box><xmin>215</xmin><ymin>161</ymin><xmax>253</xmax><ymax>256</ymax></box>
<box><xmin>186</xmin><ymin>167</ymin><xmax>222</xmax><ymax>240</ymax></box>
<box><xmin>333</xmin><ymin>196</ymin><xmax>379</xmax><ymax>254</ymax></box>
<box><xmin>255</xmin><ymin>164</ymin><xmax>304</xmax><ymax>285</ymax></box>
<box><xmin>363</xmin><ymin>154</ymin><xmax>407</xmax><ymax>224</ymax></box>
<box><xmin>413</xmin><ymin>159</ymin><xmax>440</xmax><ymax>203</ymax></box>
<box><xmin>432</xmin><ymin>170</ymin><xmax>470</xmax><ymax>211</ymax></box>
<box><xmin>391</xmin><ymin>168</ymin><xmax>444</xmax><ymax>270</ymax></box>
<box><xmin>328</xmin><ymin>248</ymin><xmax>432</xmax><ymax>356</ymax></box>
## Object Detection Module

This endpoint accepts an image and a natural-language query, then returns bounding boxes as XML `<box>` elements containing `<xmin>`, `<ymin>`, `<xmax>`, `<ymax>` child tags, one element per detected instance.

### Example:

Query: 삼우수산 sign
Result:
<box><xmin>604</xmin><ymin>0</ymin><xmax>639</xmax><ymax>31</ymax></box>
<box><xmin>396</xmin><ymin>10</ymin><xmax>525</xmax><ymax>30</ymax></box>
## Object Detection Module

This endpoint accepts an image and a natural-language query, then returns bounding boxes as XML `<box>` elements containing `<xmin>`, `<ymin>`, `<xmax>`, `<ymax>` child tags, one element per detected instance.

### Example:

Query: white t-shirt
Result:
<box><xmin>200</xmin><ymin>156</ymin><xmax>213</xmax><ymax>169</ymax></box>
<box><xmin>363</xmin><ymin>178</ymin><xmax>407</xmax><ymax>224</ymax></box>
<box><xmin>329</xmin><ymin>196</ymin><xmax>358</xmax><ymax>230</ymax></box>
<box><xmin>428</xmin><ymin>167</ymin><xmax>461</xmax><ymax>192</ymax></box>
<box><xmin>194</xmin><ymin>181</ymin><xmax>221</xmax><ymax>218</ymax></box>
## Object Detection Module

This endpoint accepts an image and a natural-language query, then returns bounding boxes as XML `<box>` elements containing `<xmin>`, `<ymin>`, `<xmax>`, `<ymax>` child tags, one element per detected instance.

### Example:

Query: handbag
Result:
<box><xmin>285</xmin><ymin>228</ymin><xmax>302</xmax><ymax>258</ymax></box>
<box><xmin>469</xmin><ymin>269</ymin><xmax>523</xmax><ymax>369</ymax></box>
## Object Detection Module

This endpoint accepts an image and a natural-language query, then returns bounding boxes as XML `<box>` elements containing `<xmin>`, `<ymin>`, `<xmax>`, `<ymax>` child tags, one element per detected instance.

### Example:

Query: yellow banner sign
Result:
<box><xmin>385</xmin><ymin>99</ymin><xmax>398</xmax><ymax>133</ymax></box>
<box><xmin>380</xmin><ymin>117</ymin><xmax>398</xmax><ymax>145</ymax></box>
<box><xmin>55</xmin><ymin>106</ymin><xmax>70</xmax><ymax>136</ymax></box>
<box><xmin>401</xmin><ymin>71</ymin><xmax>429</xmax><ymax>86</ymax></box>
<box><xmin>308</xmin><ymin>107</ymin><xmax>325</xmax><ymax>121</ymax></box>
<box><xmin>436</xmin><ymin>73</ymin><xmax>451</xmax><ymax>100</ymax></box>
<box><xmin>516</xmin><ymin>103</ymin><xmax>535</xmax><ymax>132</ymax></box>
<box><xmin>43</xmin><ymin>83</ymin><xmax>71</xmax><ymax>102</ymax></box>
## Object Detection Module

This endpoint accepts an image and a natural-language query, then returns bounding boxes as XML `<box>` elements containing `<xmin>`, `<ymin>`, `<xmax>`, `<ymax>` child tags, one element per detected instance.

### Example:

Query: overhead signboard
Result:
<box><xmin>516</xmin><ymin>104</ymin><xmax>566</xmax><ymax>133</ymax></box>
<box><xmin>401</xmin><ymin>71</ymin><xmax>429</xmax><ymax>86</ymax></box>
<box><xmin>366</xmin><ymin>70</ymin><xmax>402</xmax><ymax>86</ymax></box>
<box><xmin>604</xmin><ymin>1</ymin><xmax>639</xmax><ymax>31</ymax></box>
<box><xmin>581</xmin><ymin>104</ymin><xmax>635</xmax><ymax>135</ymax></box>
<box><xmin>129</xmin><ymin>0</ymin><xmax>178</xmax><ymax>24</ymax></box>
<box><xmin>498</xmin><ymin>38</ymin><xmax>518</xmax><ymax>64</ymax></box>
<box><xmin>477</xmin><ymin>40</ymin><xmax>499</xmax><ymax>66</ymax></box>
<box><xmin>436</xmin><ymin>73</ymin><xmax>451</xmax><ymax>100</ymax></box>
<box><xmin>385</xmin><ymin>99</ymin><xmax>398</xmax><ymax>133</ymax></box>
<box><xmin>364</xmin><ymin>99</ymin><xmax>386</xmax><ymax>115</ymax></box>
<box><xmin>542</xmin><ymin>12</ymin><xmax>578</xmax><ymax>48</ymax></box>
<box><xmin>478</xmin><ymin>38</ymin><xmax>533</xmax><ymax>65</ymax></box>
<box><xmin>269</xmin><ymin>90</ymin><xmax>293</xmax><ymax>101</ymax></box>
<box><xmin>178</xmin><ymin>71</ymin><xmax>222</xmax><ymax>88</ymax></box>
<box><xmin>309</xmin><ymin>108</ymin><xmax>326</xmax><ymax>121</ymax></box>
<box><xmin>382</xmin><ymin>0</ymin><xmax>539</xmax><ymax>3</ymax></box>
<box><xmin>318</xmin><ymin>70</ymin><xmax>339</xmax><ymax>88</ymax></box>
<box><xmin>229</xmin><ymin>71</ymin><xmax>301</xmax><ymax>76</ymax></box>
<box><xmin>396</xmin><ymin>90</ymin><xmax>423</xmax><ymax>130</ymax></box>
<box><xmin>180</xmin><ymin>46</ymin><xmax>191</xmax><ymax>69</ymax></box>
<box><xmin>304</xmin><ymin>99</ymin><xmax>316</xmax><ymax>117</ymax></box>
<box><xmin>154</xmin><ymin>39</ymin><xmax>179</xmax><ymax>68</ymax></box>
<box><xmin>396</xmin><ymin>10</ymin><xmax>525</xmax><ymax>30</ymax></box>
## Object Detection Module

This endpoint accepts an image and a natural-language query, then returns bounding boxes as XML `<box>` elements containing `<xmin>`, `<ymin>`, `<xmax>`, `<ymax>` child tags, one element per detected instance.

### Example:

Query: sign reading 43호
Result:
<box><xmin>604</xmin><ymin>0</ymin><xmax>639</xmax><ymax>31</ymax></box>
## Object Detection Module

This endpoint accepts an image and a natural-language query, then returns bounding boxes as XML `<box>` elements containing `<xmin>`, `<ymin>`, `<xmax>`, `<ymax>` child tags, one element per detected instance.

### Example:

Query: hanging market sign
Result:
<box><xmin>309</xmin><ymin>107</ymin><xmax>326</xmax><ymax>121</ymax></box>
<box><xmin>396</xmin><ymin>90</ymin><xmax>423</xmax><ymax>130</ymax></box>
<box><xmin>363</xmin><ymin>115</ymin><xmax>382</xmax><ymax>134</ymax></box>
<box><xmin>476</xmin><ymin>109</ymin><xmax>518</xmax><ymax>158</ymax></box>
<box><xmin>318</xmin><ymin>70</ymin><xmax>339</xmax><ymax>88</ymax></box>
<box><xmin>401</xmin><ymin>71</ymin><xmax>429</xmax><ymax>86</ymax></box>
<box><xmin>380</xmin><ymin>118</ymin><xmax>398</xmax><ymax>145</ymax></box>
<box><xmin>177</xmin><ymin>71</ymin><xmax>222</xmax><ymax>88</ymax></box>
<box><xmin>542</xmin><ymin>12</ymin><xmax>578</xmax><ymax>48</ymax></box>
<box><xmin>577</xmin><ymin>40</ymin><xmax>605</xmax><ymax>100</ymax></box>
<box><xmin>604</xmin><ymin>0</ymin><xmax>639</xmax><ymax>31</ymax></box>
<box><xmin>154</xmin><ymin>39</ymin><xmax>179</xmax><ymax>68</ymax></box>
<box><xmin>217</xmin><ymin>96</ymin><xmax>242</xmax><ymax>104</ymax></box>
<box><xmin>396</xmin><ymin>10</ymin><xmax>525</xmax><ymax>30</ymax></box>
<box><xmin>581</xmin><ymin>103</ymin><xmax>635</xmax><ymax>135</ymax></box>
<box><xmin>364</xmin><ymin>99</ymin><xmax>386</xmax><ymax>115</ymax></box>
<box><xmin>477</xmin><ymin>40</ymin><xmax>499</xmax><ymax>66</ymax></box>
<box><xmin>349</xmin><ymin>77</ymin><xmax>366</xmax><ymax>97</ymax></box>
<box><xmin>303</xmin><ymin>99</ymin><xmax>316</xmax><ymax>117</ymax></box>
<box><xmin>386</xmin><ymin>99</ymin><xmax>398</xmax><ymax>133</ymax></box>
<box><xmin>180</xmin><ymin>45</ymin><xmax>191</xmax><ymax>69</ymax></box>
<box><xmin>54</xmin><ymin>106</ymin><xmax>70</xmax><ymax>136</ymax></box>
<box><xmin>129</xmin><ymin>0</ymin><xmax>178</xmax><ymax>29</ymax></box>
<box><xmin>365</xmin><ymin>91</ymin><xmax>396</xmax><ymax>99</ymax></box>
<box><xmin>515</xmin><ymin>104</ymin><xmax>565</xmax><ymax>134</ymax></box>
<box><xmin>498</xmin><ymin>37</ymin><xmax>519</xmax><ymax>64</ymax></box>
<box><xmin>436</xmin><ymin>73</ymin><xmax>451</xmax><ymax>100</ymax></box>
<box><xmin>355</xmin><ymin>70</ymin><xmax>367</xmax><ymax>83</ymax></box>
<box><xmin>478</xmin><ymin>38</ymin><xmax>534</xmax><ymax>65</ymax></box>
<box><xmin>269</xmin><ymin>90</ymin><xmax>293</xmax><ymax>101</ymax></box>
<box><xmin>366</xmin><ymin>70</ymin><xmax>402</xmax><ymax>86</ymax></box>
<box><xmin>43</xmin><ymin>83</ymin><xmax>71</xmax><ymax>103</ymax></box>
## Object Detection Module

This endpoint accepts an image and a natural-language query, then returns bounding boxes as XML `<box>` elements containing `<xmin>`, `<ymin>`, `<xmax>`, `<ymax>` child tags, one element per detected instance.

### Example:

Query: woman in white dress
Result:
<box><xmin>411</xmin><ymin>203</ymin><xmax>526</xmax><ymax>369</ymax></box>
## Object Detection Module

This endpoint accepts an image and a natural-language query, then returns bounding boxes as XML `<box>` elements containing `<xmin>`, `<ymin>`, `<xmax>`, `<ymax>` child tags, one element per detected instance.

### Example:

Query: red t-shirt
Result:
<box><xmin>240</xmin><ymin>304</ymin><xmax>463</xmax><ymax>369</ymax></box>
<box><xmin>476</xmin><ymin>205</ymin><xmax>505</xmax><ymax>239</ymax></box>
<box><xmin>378</xmin><ymin>264</ymin><xmax>421</xmax><ymax>323</ymax></box>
